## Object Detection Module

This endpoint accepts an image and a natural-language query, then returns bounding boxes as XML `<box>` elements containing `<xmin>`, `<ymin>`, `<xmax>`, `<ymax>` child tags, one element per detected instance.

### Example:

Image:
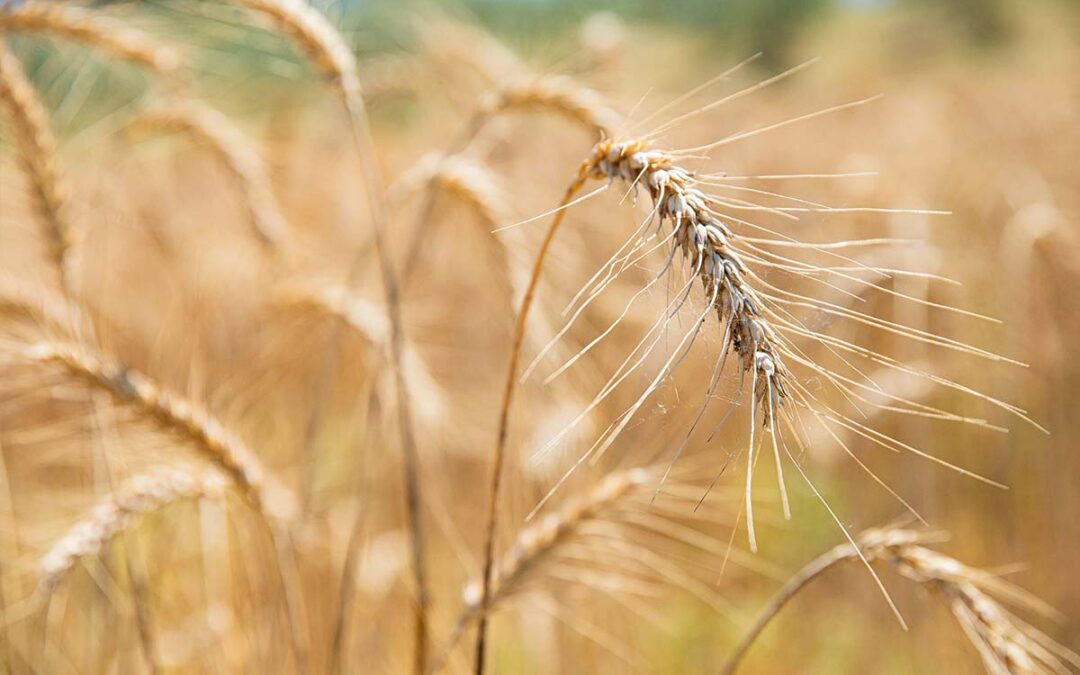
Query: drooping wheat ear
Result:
<box><xmin>471</xmin><ymin>469</ymin><xmax>648</xmax><ymax>609</ymax></box>
<box><xmin>0</xmin><ymin>2</ymin><xmax>179</xmax><ymax>75</ymax></box>
<box><xmin>473</xmin><ymin>135</ymin><xmax>792</xmax><ymax>669</ymax></box>
<box><xmin>18</xmin><ymin>341</ymin><xmax>295</xmax><ymax>522</ymax></box>
<box><xmin>721</xmin><ymin>528</ymin><xmax>1080</xmax><ymax>675</ymax></box>
<box><xmin>395</xmin><ymin>152</ymin><xmax>512</xmax><ymax>282</ymax></box>
<box><xmin>236</xmin><ymin>0</ymin><xmax>359</xmax><ymax>99</ymax></box>
<box><xmin>433</xmin><ymin>469</ymin><xmax>649</xmax><ymax>672</ymax></box>
<box><xmin>37</xmin><ymin>465</ymin><xmax>227</xmax><ymax>597</ymax></box>
<box><xmin>275</xmin><ymin>281</ymin><xmax>444</xmax><ymax>423</ymax></box>
<box><xmin>234</xmin><ymin>3</ymin><xmax>430</xmax><ymax>670</ymax></box>
<box><xmin>480</xmin><ymin>75</ymin><xmax>620</xmax><ymax>137</ymax></box>
<box><xmin>0</xmin><ymin>45</ymin><xmax>75</xmax><ymax>294</ymax></box>
<box><xmin>397</xmin><ymin>153</ymin><xmax>509</xmax><ymax>231</ymax></box>
<box><xmin>126</xmin><ymin>101</ymin><xmax>287</xmax><ymax>252</ymax></box>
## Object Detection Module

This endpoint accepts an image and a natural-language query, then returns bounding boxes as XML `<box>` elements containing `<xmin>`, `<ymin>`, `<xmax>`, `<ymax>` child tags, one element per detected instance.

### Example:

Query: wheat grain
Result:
<box><xmin>433</xmin><ymin>469</ymin><xmax>649</xmax><ymax>672</ymax></box>
<box><xmin>0</xmin><ymin>2</ymin><xmax>179</xmax><ymax>74</ymax></box>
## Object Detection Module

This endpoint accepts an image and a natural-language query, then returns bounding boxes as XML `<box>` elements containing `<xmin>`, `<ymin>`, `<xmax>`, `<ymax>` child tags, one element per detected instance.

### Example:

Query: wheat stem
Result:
<box><xmin>474</xmin><ymin>176</ymin><xmax>588</xmax><ymax>674</ymax></box>
<box><xmin>232</xmin><ymin>2</ymin><xmax>430</xmax><ymax>670</ymax></box>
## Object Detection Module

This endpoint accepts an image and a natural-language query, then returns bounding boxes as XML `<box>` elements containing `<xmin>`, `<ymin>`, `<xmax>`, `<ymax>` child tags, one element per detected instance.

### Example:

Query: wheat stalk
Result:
<box><xmin>0</xmin><ymin>1</ymin><xmax>179</xmax><ymax>74</ymax></box>
<box><xmin>720</xmin><ymin>527</ymin><xmax>1080</xmax><ymax>675</ymax></box>
<box><xmin>126</xmin><ymin>100</ymin><xmax>287</xmax><ymax>252</ymax></box>
<box><xmin>0</xmin><ymin>45</ymin><xmax>75</xmax><ymax>295</ymax></box>
<box><xmin>37</xmin><ymin>465</ymin><xmax>226</xmax><ymax>596</ymax></box>
<box><xmin>231</xmin><ymin>2</ymin><xmax>430</xmax><ymax>670</ymax></box>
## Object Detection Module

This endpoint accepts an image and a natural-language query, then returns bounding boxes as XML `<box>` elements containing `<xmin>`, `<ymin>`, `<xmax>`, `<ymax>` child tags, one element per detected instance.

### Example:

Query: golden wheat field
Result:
<box><xmin>1</xmin><ymin>0</ymin><xmax>1079</xmax><ymax>673</ymax></box>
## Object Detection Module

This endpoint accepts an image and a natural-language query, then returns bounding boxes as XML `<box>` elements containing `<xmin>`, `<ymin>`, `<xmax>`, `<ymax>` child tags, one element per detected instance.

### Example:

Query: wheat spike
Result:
<box><xmin>0</xmin><ymin>45</ymin><xmax>75</xmax><ymax>294</ymax></box>
<box><xmin>397</xmin><ymin>153</ymin><xmax>510</xmax><ymax>231</ymax></box>
<box><xmin>37</xmin><ymin>465</ymin><xmax>226</xmax><ymax>596</ymax></box>
<box><xmin>127</xmin><ymin>101</ymin><xmax>287</xmax><ymax>251</ymax></box>
<box><xmin>721</xmin><ymin>528</ymin><xmax>1080</xmax><ymax>675</ymax></box>
<box><xmin>482</xmin><ymin>75</ymin><xmax>620</xmax><ymax>136</ymax></box>
<box><xmin>0</xmin><ymin>2</ymin><xmax>179</xmax><ymax>74</ymax></box>
<box><xmin>275</xmin><ymin>281</ymin><xmax>444</xmax><ymax>423</ymax></box>
<box><xmin>18</xmin><ymin>341</ymin><xmax>294</xmax><ymax>521</ymax></box>
<box><xmin>431</xmin><ymin>469</ymin><xmax>649</xmax><ymax>673</ymax></box>
<box><xmin>236</xmin><ymin>0</ymin><xmax>359</xmax><ymax>99</ymax></box>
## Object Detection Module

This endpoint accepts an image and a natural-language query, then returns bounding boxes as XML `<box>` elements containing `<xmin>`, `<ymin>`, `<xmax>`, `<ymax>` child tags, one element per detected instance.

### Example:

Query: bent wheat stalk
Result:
<box><xmin>126</xmin><ymin>100</ymin><xmax>287</xmax><ymax>253</ymax></box>
<box><xmin>0</xmin><ymin>46</ymin><xmax>75</xmax><ymax>295</ymax></box>
<box><xmin>0</xmin><ymin>1</ymin><xmax>179</xmax><ymax>74</ymax></box>
<box><xmin>233</xmin><ymin>1</ymin><xmax>430</xmax><ymax>670</ymax></box>
<box><xmin>719</xmin><ymin>527</ymin><xmax>1080</xmax><ymax>675</ymax></box>
<box><xmin>473</xmin><ymin>177</ymin><xmax>589</xmax><ymax>673</ymax></box>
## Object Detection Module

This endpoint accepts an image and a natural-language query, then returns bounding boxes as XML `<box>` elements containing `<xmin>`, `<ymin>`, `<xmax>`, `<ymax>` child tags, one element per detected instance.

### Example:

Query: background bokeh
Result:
<box><xmin>2</xmin><ymin>0</ymin><xmax>1079</xmax><ymax>673</ymax></box>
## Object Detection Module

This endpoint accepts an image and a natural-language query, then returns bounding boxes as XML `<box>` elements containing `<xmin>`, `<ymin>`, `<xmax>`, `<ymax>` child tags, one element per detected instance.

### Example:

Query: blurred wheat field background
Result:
<box><xmin>1</xmin><ymin>0</ymin><xmax>1079</xmax><ymax>673</ymax></box>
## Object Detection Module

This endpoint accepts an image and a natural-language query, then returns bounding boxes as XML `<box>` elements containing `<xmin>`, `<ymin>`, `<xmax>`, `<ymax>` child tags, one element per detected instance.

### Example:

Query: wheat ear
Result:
<box><xmin>18</xmin><ymin>340</ymin><xmax>309</xmax><ymax>665</ymax></box>
<box><xmin>0</xmin><ymin>2</ymin><xmax>179</xmax><ymax>74</ymax></box>
<box><xmin>37</xmin><ymin>466</ymin><xmax>226</xmax><ymax>596</ymax></box>
<box><xmin>480</xmin><ymin>75</ymin><xmax>620</xmax><ymax>138</ymax></box>
<box><xmin>126</xmin><ymin>101</ymin><xmax>287</xmax><ymax>252</ymax></box>
<box><xmin>18</xmin><ymin>341</ymin><xmax>290</xmax><ymax>518</ymax></box>
<box><xmin>275</xmin><ymin>281</ymin><xmax>443</xmax><ymax>423</ymax></box>
<box><xmin>395</xmin><ymin>153</ymin><xmax>512</xmax><ymax>286</ymax></box>
<box><xmin>0</xmin><ymin>46</ymin><xmax>75</xmax><ymax>294</ymax></box>
<box><xmin>433</xmin><ymin>469</ymin><xmax>650</xmax><ymax>673</ymax></box>
<box><xmin>233</xmin><ymin>2</ymin><xmax>430</xmax><ymax>670</ymax></box>
<box><xmin>720</xmin><ymin>528</ymin><xmax>1080</xmax><ymax>675</ymax></box>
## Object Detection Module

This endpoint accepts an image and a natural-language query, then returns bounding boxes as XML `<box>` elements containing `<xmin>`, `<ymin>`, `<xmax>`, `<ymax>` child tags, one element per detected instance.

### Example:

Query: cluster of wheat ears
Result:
<box><xmin>0</xmin><ymin>1</ymin><xmax>1075</xmax><ymax>674</ymax></box>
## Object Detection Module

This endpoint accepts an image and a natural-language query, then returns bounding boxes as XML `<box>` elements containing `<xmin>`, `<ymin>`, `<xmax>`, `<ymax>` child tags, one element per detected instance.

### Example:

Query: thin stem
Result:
<box><xmin>341</xmin><ymin>91</ymin><xmax>430</xmax><ymax>674</ymax></box>
<box><xmin>473</xmin><ymin>177</ymin><xmax>586</xmax><ymax>674</ymax></box>
<box><xmin>718</xmin><ymin>543</ymin><xmax>852</xmax><ymax>675</ymax></box>
<box><xmin>120</xmin><ymin>535</ymin><xmax>161</xmax><ymax>675</ymax></box>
